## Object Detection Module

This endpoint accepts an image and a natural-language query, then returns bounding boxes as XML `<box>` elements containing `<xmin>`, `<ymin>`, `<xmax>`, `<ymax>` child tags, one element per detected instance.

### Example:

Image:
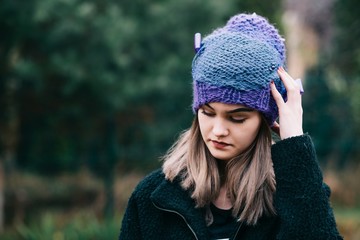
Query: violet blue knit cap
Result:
<box><xmin>192</xmin><ymin>13</ymin><xmax>287</xmax><ymax>125</ymax></box>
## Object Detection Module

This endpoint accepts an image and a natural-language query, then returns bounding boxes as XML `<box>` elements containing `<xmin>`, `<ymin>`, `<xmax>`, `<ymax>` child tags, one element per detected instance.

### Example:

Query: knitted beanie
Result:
<box><xmin>192</xmin><ymin>13</ymin><xmax>287</xmax><ymax>125</ymax></box>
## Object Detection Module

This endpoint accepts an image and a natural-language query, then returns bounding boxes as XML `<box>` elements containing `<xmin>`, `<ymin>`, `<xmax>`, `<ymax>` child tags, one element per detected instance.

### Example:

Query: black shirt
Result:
<box><xmin>208</xmin><ymin>204</ymin><xmax>239</xmax><ymax>240</ymax></box>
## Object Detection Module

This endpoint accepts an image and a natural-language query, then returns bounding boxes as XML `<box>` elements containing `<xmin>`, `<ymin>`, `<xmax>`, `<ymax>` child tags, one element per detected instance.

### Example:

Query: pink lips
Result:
<box><xmin>211</xmin><ymin>140</ymin><xmax>230</xmax><ymax>149</ymax></box>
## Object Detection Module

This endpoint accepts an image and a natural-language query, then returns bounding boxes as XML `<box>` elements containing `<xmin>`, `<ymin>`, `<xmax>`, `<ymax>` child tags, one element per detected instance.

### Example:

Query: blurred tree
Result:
<box><xmin>0</xmin><ymin>0</ymin><xmax>283</xmax><ymax>173</ymax></box>
<box><xmin>333</xmin><ymin>0</ymin><xmax>360</xmax><ymax>75</ymax></box>
<box><xmin>0</xmin><ymin>0</ymin><xmax>282</xmax><ymax>224</ymax></box>
<box><xmin>303</xmin><ymin>66</ymin><xmax>335</xmax><ymax>159</ymax></box>
<box><xmin>328</xmin><ymin>0</ymin><xmax>360</xmax><ymax>166</ymax></box>
<box><xmin>302</xmin><ymin>0</ymin><xmax>360</xmax><ymax>166</ymax></box>
<box><xmin>333</xmin><ymin>0</ymin><xmax>360</xmax><ymax>131</ymax></box>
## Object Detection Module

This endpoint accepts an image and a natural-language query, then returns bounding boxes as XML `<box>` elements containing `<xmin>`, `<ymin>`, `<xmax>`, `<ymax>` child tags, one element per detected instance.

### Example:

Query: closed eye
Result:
<box><xmin>201</xmin><ymin>110</ymin><xmax>215</xmax><ymax>117</ymax></box>
<box><xmin>229</xmin><ymin>116</ymin><xmax>246</xmax><ymax>123</ymax></box>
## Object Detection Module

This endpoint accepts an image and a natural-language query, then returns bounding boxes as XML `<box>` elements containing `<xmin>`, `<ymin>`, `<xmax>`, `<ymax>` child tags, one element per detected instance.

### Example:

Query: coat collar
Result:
<box><xmin>150</xmin><ymin>176</ymin><xmax>210</xmax><ymax>239</ymax></box>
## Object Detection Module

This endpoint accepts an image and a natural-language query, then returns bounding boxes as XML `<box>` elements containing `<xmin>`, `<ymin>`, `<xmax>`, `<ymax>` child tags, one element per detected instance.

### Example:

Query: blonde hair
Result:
<box><xmin>162</xmin><ymin>115</ymin><xmax>276</xmax><ymax>225</ymax></box>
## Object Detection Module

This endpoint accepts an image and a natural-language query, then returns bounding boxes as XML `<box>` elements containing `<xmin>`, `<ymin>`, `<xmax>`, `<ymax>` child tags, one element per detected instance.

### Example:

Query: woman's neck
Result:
<box><xmin>213</xmin><ymin>160</ymin><xmax>232</xmax><ymax>209</ymax></box>
<box><xmin>212</xmin><ymin>185</ymin><xmax>232</xmax><ymax>210</ymax></box>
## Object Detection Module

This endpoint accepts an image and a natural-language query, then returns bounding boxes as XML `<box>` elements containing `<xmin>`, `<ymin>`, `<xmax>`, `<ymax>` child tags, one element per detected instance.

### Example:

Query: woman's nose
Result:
<box><xmin>212</xmin><ymin>118</ymin><xmax>229</xmax><ymax>137</ymax></box>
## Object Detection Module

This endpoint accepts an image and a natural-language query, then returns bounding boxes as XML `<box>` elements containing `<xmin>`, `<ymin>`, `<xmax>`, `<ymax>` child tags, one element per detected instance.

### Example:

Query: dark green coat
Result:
<box><xmin>119</xmin><ymin>135</ymin><xmax>343</xmax><ymax>240</ymax></box>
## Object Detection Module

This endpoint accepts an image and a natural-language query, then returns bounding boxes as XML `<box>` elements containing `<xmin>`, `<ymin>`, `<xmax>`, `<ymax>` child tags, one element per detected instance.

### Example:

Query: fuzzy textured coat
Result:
<box><xmin>119</xmin><ymin>135</ymin><xmax>343</xmax><ymax>240</ymax></box>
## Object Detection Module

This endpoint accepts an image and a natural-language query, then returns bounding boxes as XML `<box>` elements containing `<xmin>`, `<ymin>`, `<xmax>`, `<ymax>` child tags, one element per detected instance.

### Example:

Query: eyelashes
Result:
<box><xmin>201</xmin><ymin>110</ymin><xmax>215</xmax><ymax>117</ymax></box>
<box><xmin>231</xmin><ymin>118</ymin><xmax>246</xmax><ymax>124</ymax></box>
<box><xmin>201</xmin><ymin>110</ymin><xmax>246</xmax><ymax>123</ymax></box>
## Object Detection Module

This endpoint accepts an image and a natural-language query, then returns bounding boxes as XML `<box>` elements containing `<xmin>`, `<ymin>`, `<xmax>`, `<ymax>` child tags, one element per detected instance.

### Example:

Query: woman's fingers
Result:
<box><xmin>270</xmin><ymin>80</ymin><xmax>284</xmax><ymax>107</ymax></box>
<box><xmin>277</xmin><ymin>67</ymin><xmax>302</xmax><ymax>101</ymax></box>
<box><xmin>277</xmin><ymin>67</ymin><xmax>296</xmax><ymax>88</ymax></box>
<box><xmin>270</xmin><ymin>67</ymin><xmax>303</xmax><ymax>140</ymax></box>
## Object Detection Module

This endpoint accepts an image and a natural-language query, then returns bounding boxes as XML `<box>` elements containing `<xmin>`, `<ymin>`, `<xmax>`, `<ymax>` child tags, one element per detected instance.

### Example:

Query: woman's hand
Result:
<box><xmin>270</xmin><ymin>67</ymin><xmax>303</xmax><ymax>140</ymax></box>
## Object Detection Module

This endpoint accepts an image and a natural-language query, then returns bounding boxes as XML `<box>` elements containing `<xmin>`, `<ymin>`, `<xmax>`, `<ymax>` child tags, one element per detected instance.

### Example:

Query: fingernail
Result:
<box><xmin>295</xmin><ymin>78</ymin><xmax>304</xmax><ymax>94</ymax></box>
<box><xmin>194</xmin><ymin>33</ymin><xmax>201</xmax><ymax>53</ymax></box>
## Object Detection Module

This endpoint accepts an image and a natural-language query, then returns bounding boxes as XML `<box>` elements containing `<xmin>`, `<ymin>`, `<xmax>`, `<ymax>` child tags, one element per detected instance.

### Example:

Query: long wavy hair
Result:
<box><xmin>162</xmin><ymin>114</ymin><xmax>276</xmax><ymax>225</ymax></box>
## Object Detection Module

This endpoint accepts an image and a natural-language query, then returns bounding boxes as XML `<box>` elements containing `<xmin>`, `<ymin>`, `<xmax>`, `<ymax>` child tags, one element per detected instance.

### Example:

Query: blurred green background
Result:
<box><xmin>0</xmin><ymin>0</ymin><xmax>359</xmax><ymax>239</ymax></box>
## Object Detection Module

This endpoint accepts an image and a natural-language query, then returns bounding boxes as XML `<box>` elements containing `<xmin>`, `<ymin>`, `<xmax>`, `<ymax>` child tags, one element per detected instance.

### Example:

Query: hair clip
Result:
<box><xmin>194</xmin><ymin>33</ymin><xmax>201</xmax><ymax>53</ymax></box>
<box><xmin>294</xmin><ymin>78</ymin><xmax>304</xmax><ymax>94</ymax></box>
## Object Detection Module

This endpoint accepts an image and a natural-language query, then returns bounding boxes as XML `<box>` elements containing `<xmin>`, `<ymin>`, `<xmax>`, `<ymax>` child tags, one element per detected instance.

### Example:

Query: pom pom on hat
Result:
<box><xmin>225</xmin><ymin>13</ymin><xmax>286</xmax><ymax>64</ymax></box>
<box><xmin>192</xmin><ymin>13</ymin><xmax>287</xmax><ymax>125</ymax></box>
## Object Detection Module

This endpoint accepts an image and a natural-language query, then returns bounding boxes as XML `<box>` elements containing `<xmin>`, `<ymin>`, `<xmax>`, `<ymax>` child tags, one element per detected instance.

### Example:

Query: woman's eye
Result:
<box><xmin>230</xmin><ymin>116</ymin><xmax>246</xmax><ymax>123</ymax></box>
<box><xmin>201</xmin><ymin>110</ymin><xmax>215</xmax><ymax>117</ymax></box>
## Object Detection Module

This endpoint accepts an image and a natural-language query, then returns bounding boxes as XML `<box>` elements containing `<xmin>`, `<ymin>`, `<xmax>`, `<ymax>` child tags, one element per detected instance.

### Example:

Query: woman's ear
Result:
<box><xmin>271</xmin><ymin>121</ymin><xmax>280</xmax><ymax>137</ymax></box>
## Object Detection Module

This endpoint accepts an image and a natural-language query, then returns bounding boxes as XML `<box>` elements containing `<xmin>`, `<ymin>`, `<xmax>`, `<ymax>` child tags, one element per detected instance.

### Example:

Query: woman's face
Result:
<box><xmin>198</xmin><ymin>102</ymin><xmax>262</xmax><ymax>161</ymax></box>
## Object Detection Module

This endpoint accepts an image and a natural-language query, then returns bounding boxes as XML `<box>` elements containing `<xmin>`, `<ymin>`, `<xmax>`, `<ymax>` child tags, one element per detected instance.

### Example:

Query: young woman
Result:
<box><xmin>119</xmin><ymin>13</ymin><xmax>342</xmax><ymax>240</ymax></box>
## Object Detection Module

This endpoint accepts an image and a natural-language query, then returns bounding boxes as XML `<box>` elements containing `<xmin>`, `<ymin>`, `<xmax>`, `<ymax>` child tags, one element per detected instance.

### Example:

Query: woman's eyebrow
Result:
<box><xmin>205</xmin><ymin>103</ymin><xmax>214</xmax><ymax>109</ymax></box>
<box><xmin>205</xmin><ymin>103</ymin><xmax>253</xmax><ymax>113</ymax></box>
<box><xmin>227</xmin><ymin>107</ymin><xmax>254</xmax><ymax>114</ymax></box>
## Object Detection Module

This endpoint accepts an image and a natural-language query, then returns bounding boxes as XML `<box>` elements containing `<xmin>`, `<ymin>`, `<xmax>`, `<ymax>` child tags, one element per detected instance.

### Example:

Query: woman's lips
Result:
<box><xmin>211</xmin><ymin>140</ymin><xmax>230</xmax><ymax>149</ymax></box>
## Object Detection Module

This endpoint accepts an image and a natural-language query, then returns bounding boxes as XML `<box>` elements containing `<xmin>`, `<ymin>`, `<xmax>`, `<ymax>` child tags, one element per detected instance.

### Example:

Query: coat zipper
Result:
<box><xmin>231</xmin><ymin>221</ymin><xmax>244</xmax><ymax>240</ymax></box>
<box><xmin>152</xmin><ymin>202</ymin><xmax>199</xmax><ymax>240</ymax></box>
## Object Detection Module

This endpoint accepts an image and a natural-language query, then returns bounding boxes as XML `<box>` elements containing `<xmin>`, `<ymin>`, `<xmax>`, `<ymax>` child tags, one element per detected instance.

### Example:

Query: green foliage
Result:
<box><xmin>334</xmin><ymin>207</ymin><xmax>360</xmax><ymax>240</ymax></box>
<box><xmin>0</xmin><ymin>0</ymin><xmax>282</xmax><ymax>175</ymax></box>
<box><xmin>303</xmin><ymin>67</ymin><xmax>335</xmax><ymax>160</ymax></box>
<box><xmin>303</xmin><ymin>65</ymin><xmax>359</xmax><ymax>166</ymax></box>
<box><xmin>333</xmin><ymin>0</ymin><xmax>360</xmax><ymax>76</ymax></box>
<box><xmin>333</xmin><ymin>0</ymin><xmax>360</xmax><ymax>133</ymax></box>
<box><xmin>302</xmin><ymin>0</ymin><xmax>360</xmax><ymax>166</ymax></box>
<box><xmin>4</xmin><ymin>212</ymin><xmax>121</xmax><ymax>240</ymax></box>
